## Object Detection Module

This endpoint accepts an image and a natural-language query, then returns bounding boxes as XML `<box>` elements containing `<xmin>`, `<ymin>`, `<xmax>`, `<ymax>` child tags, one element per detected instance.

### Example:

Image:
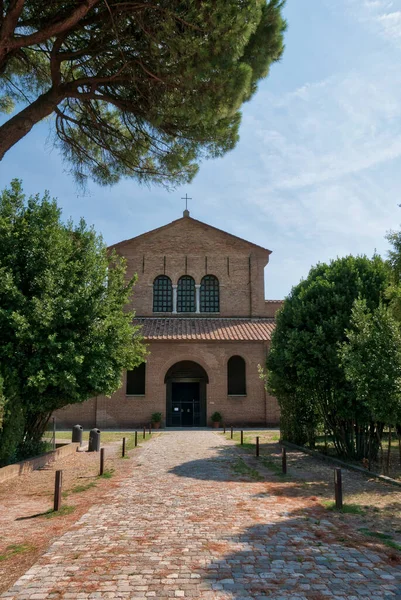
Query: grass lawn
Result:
<box><xmin>43</xmin><ymin>430</ymin><xmax>153</xmax><ymax>445</ymax></box>
<box><xmin>311</xmin><ymin>431</ymin><xmax>401</xmax><ymax>480</ymax></box>
<box><xmin>223</xmin><ymin>429</ymin><xmax>401</xmax><ymax>480</ymax></box>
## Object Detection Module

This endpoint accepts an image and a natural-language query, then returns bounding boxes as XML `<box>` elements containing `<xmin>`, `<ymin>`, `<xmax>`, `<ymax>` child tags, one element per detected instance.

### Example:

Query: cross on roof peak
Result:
<box><xmin>181</xmin><ymin>193</ymin><xmax>192</xmax><ymax>217</ymax></box>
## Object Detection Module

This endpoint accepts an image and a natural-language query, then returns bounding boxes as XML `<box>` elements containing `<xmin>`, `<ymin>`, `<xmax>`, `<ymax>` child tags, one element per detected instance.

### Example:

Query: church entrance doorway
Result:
<box><xmin>165</xmin><ymin>361</ymin><xmax>208</xmax><ymax>427</ymax></box>
<box><xmin>172</xmin><ymin>382</ymin><xmax>199</xmax><ymax>427</ymax></box>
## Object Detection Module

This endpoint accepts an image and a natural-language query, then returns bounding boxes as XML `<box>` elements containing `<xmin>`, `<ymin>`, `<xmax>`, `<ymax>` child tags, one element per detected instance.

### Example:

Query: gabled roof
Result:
<box><xmin>111</xmin><ymin>214</ymin><xmax>271</xmax><ymax>254</ymax></box>
<box><xmin>133</xmin><ymin>317</ymin><xmax>275</xmax><ymax>341</ymax></box>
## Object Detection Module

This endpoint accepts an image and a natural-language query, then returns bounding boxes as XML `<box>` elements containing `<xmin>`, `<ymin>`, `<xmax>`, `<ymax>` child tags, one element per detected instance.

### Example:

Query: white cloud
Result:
<box><xmin>234</xmin><ymin>56</ymin><xmax>401</xmax><ymax>246</ymax></box>
<box><xmin>347</xmin><ymin>0</ymin><xmax>401</xmax><ymax>46</ymax></box>
<box><xmin>184</xmin><ymin>0</ymin><xmax>401</xmax><ymax>299</ymax></box>
<box><xmin>249</xmin><ymin>64</ymin><xmax>401</xmax><ymax>191</ymax></box>
<box><xmin>207</xmin><ymin>1</ymin><xmax>401</xmax><ymax>299</ymax></box>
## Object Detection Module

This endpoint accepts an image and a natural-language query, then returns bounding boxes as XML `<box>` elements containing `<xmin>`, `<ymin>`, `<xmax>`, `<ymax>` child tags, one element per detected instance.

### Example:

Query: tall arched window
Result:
<box><xmin>200</xmin><ymin>275</ymin><xmax>219</xmax><ymax>313</ymax></box>
<box><xmin>177</xmin><ymin>276</ymin><xmax>195</xmax><ymax>312</ymax></box>
<box><xmin>153</xmin><ymin>275</ymin><xmax>172</xmax><ymax>312</ymax></box>
<box><xmin>227</xmin><ymin>356</ymin><xmax>246</xmax><ymax>395</ymax></box>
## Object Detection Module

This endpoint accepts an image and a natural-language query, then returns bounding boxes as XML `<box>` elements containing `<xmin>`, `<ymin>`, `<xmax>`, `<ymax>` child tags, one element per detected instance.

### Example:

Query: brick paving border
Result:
<box><xmin>2</xmin><ymin>431</ymin><xmax>401</xmax><ymax>599</ymax></box>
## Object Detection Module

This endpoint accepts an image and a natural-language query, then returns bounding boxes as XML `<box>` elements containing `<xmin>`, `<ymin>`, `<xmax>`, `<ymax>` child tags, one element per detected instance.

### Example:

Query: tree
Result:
<box><xmin>0</xmin><ymin>371</ymin><xmax>25</xmax><ymax>466</ymax></box>
<box><xmin>0</xmin><ymin>179</ymin><xmax>146</xmax><ymax>464</ymax></box>
<box><xmin>266</xmin><ymin>255</ymin><xmax>390</xmax><ymax>460</ymax></box>
<box><xmin>385</xmin><ymin>229</ymin><xmax>401</xmax><ymax>320</ymax></box>
<box><xmin>0</xmin><ymin>1</ymin><xmax>286</xmax><ymax>186</ymax></box>
<box><xmin>339</xmin><ymin>300</ymin><xmax>401</xmax><ymax>471</ymax></box>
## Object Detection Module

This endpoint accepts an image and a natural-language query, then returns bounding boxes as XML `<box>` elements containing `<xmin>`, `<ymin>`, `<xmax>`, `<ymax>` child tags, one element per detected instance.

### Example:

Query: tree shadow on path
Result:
<box><xmin>171</xmin><ymin>444</ymin><xmax>401</xmax><ymax>598</ymax></box>
<box><xmin>194</xmin><ymin>505</ymin><xmax>401</xmax><ymax>599</ymax></box>
<box><xmin>169</xmin><ymin>444</ymin><xmax>400</xmax><ymax>499</ymax></box>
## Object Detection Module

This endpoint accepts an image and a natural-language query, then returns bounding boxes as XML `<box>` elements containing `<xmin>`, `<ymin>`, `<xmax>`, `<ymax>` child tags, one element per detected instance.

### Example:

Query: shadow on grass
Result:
<box><xmin>170</xmin><ymin>441</ymin><xmax>401</xmax><ymax>535</ymax></box>
<box><xmin>16</xmin><ymin>511</ymin><xmax>51</xmax><ymax>521</ymax></box>
<box><xmin>16</xmin><ymin>505</ymin><xmax>75</xmax><ymax>521</ymax></box>
<box><xmin>226</xmin><ymin>434</ymin><xmax>401</xmax><ymax>497</ymax></box>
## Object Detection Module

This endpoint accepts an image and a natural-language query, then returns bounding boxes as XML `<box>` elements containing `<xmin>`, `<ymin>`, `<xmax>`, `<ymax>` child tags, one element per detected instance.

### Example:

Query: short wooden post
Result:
<box><xmin>122</xmin><ymin>437</ymin><xmax>126</xmax><ymax>457</ymax></box>
<box><xmin>223</xmin><ymin>425</ymin><xmax>226</xmax><ymax>434</ymax></box>
<box><xmin>334</xmin><ymin>467</ymin><xmax>343</xmax><ymax>510</ymax></box>
<box><xmin>230</xmin><ymin>426</ymin><xmax>233</xmax><ymax>439</ymax></box>
<box><xmin>240</xmin><ymin>430</ymin><xmax>244</xmax><ymax>445</ymax></box>
<box><xmin>256</xmin><ymin>436</ymin><xmax>260</xmax><ymax>457</ymax></box>
<box><xmin>149</xmin><ymin>422</ymin><xmax>152</xmax><ymax>435</ymax></box>
<box><xmin>53</xmin><ymin>470</ymin><xmax>63</xmax><ymax>512</ymax></box>
<box><xmin>135</xmin><ymin>430</ymin><xmax>138</xmax><ymax>447</ymax></box>
<box><xmin>143</xmin><ymin>425</ymin><xmax>146</xmax><ymax>439</ymax></box>
<box><xmin>282</xmin><ymin>446</ymin><xmax>287</xmax><ymax>474</ymax></box>
<box><xmin>100</xmin><ymin>448</ymin><xmax>105</xmax><ymax>476</ymax></box>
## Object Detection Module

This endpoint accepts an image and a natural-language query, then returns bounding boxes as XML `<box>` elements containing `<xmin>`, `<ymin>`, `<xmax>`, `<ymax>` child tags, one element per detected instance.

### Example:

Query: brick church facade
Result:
<box><xmin>55</xmin><ymin>211</ymin><xmax>283</xmax><ymax>428</ymax></box>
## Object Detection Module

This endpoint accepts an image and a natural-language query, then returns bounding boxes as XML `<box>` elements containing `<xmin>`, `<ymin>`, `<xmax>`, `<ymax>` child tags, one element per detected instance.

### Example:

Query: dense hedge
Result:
<box><xmin>267</xmin><ymin>255</ymin><xmax>391</xmax><ymax>460</ymax></box>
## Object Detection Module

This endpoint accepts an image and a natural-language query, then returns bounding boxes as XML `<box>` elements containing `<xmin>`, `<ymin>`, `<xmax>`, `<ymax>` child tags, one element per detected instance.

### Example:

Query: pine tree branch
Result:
<box><xmin>5</xmin><ymin>0</ymin><xmax>99</xmax><ymax>51</ymax></box>
<box><xmin>0</xmin><ymin>0</ymin><xmax>25</xmax><ymax>41</ymax></box>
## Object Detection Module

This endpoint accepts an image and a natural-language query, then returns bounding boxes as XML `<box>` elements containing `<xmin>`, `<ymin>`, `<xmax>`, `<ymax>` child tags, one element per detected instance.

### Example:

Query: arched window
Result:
<box><xmin>153</xmin><ymin>275</ymin><xmax>172</xmax><ymax>312</ymax></box>
<box><xmin>200</xmin><ymin>275</ymin><xmax>219</xmax><ymax>313</ymax></box>
<box><xmin>227</xmin><ymin>356</ymin><xmax>246</xmax><ymax>395</ymax></box>
<box><xmin>177</xmin><ymin>276</ymin><xmax>195</xmax><ymax>312</ymax></box>
<box><xmin>126</xmin><ymin>362</ymin><xmax>146</xmax><ymax>395</ymax></box>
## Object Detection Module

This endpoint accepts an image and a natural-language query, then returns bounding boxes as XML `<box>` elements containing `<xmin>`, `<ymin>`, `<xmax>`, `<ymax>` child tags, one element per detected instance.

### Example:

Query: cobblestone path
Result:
<box><xmin>2</xmin><ymin>432</ymin><xmax>401</xmax><ymax>599</ymax></box>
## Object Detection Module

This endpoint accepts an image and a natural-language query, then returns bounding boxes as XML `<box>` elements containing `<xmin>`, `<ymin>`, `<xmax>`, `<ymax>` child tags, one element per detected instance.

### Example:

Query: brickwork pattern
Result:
<box><xmin>3</xmin><ymin>432</ymin><xmax>400</xmax><ymax>600</ymax></box>
<box><xmin>55</xmin><ymin>341</ymin><xmax>280</xmax><ymax>428</ymax></box>
<box><xmin>113</xmin><ymin>216</ymin><xmax>272</xmax><ymax>318</ymax></box>
<box><xmin>54</xmin><ymin>216</ymin><xmax>283</xmax><ymax>431</ymax></box>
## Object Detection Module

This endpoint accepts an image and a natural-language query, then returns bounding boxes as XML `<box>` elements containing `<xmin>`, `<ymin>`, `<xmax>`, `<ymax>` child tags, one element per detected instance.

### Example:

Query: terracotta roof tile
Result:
<box><xmin>133</xmin><ymin>317</ymin><xmax>275</xmax><ymax>342</ymax></box>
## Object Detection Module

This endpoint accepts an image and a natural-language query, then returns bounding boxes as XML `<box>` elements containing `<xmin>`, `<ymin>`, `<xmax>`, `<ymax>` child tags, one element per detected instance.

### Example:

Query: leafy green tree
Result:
<box><xmin>340</xmin><ymin>300</ymin><xmax>401</xmax><ymax>426</ymax></box>
<box><xmin>267</xmin><ymin>255</ymin><xmax>390</xmax><ymax>459</ymax></box>
<box><xmin>0</xmin><ymin>1</ymin><xmax>286</xmax><ymax>186</ymax></box>
<box><xmin>387</xmin><ymin>229</ymin><xmax>401</xmax><ymax>280</ymax></box>
<box><xmin>385</xmin><ymin>229</ymin><xmax>401</xmax><ymax>320</ymax></box>
<box><xmin>0</xmin><ymin>180</ymin><xmax>146</xmax><ymax>464</ymax></box>
<box><xmin>0</xmin><ymin>374</ymin><xmax>4</xmax><ymax>429</ymax></box>
<box><xmin>0</xmin><ymin>373</ymin><xmax>25</xmax><ymax>466</ymax></box>
<box><xmin>339</xmin><ymin>299</ymin><xmax>401</xmax><ymax>470</ymax></box>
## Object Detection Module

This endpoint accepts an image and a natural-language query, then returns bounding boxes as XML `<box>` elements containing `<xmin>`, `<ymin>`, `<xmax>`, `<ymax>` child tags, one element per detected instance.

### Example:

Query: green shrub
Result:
<box><xmin>211</xmin><ymin>411</ymin><xmax>222</xmax><ymax>422</ymax></box>
<box><xmin>0</xmin><ymin>392</ymin><xmax>25</xmax><ymax>467</ymax></box>
<box><xmin>267</xmin><ymin>255</ymin><xmax>390</xmax><ymax>460</ymax></box>
<box><xmin>15</xmin><ymin>439</ymin><xmax>51</xmax><ymax>462</ymax></box>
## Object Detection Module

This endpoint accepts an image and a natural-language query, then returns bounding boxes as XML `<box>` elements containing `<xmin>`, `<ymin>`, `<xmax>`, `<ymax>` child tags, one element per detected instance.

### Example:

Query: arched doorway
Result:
<box><xmin>165</xmin><ymin>361</ymin><xmax>208</xmax><ymax>427</ymax></box>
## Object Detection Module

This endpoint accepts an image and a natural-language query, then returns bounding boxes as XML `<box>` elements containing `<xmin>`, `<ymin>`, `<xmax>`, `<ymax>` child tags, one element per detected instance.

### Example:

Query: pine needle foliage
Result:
<box><xmin>0</xmin><ymin>1</ymin><xmax>286</xmax><ymax>186</ymax></box>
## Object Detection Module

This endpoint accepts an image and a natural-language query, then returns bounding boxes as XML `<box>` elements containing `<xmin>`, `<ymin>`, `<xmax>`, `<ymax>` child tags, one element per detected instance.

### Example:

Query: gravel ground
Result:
<box><xmin>1</xmin><ymin>430</ymin><xmax>401</xmax><ymax>599</ymax></box>
<box><xmin>0</xmin><ymin>436</ymin><xmax>154</xmax><ymax>594</ymax></box>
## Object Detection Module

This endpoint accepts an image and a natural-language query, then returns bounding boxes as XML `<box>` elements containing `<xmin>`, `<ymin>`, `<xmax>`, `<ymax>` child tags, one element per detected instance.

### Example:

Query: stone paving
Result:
<box><xmin>2</xmin><ymin>431</ymin><xmax>401</xmax><ymax>599</ymax></box>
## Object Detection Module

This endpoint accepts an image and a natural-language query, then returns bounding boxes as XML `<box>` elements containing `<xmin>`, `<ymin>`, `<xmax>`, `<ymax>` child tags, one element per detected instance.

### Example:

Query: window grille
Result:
<box><xmin>177</xmin><ymin>276</ymin><xmax>196</xmax><ymax>313</ymax></box>
<box><xmin>200</xmin><ymin>275</ymin><xmax>219</xmax><ymax>312</ymax></box>
<box><xmin>153</xmin><ymin>275</ymin><xmax>173</xmax><ymax>312</ymax></box>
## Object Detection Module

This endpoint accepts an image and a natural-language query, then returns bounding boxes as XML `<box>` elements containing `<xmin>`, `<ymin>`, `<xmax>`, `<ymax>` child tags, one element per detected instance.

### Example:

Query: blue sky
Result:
<box><xmin>1</xmin><ymin>0</ymin><xmax>401</xmax><ymax>299</ymax></box>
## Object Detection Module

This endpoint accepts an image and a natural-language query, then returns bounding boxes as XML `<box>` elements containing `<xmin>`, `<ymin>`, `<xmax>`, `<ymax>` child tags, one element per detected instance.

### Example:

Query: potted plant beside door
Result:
<box><xmin>211</xmin><ymin>412</ymin><xmax>222</xmax><ymax>428</ymax></box>
<box><xmin>151</xmin><ymin>412</ymin><xmax>162</xmax><ymax>429</ymax></box>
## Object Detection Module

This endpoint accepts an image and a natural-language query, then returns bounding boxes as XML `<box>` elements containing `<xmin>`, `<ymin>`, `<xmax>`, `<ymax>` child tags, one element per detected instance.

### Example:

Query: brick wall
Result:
<box><xmin>53</xmin><ymin>215</ymin><xmax>283</xmax><ymax>430</ymax></box>
<box><xmin>54</xmin><ymin>340</ymin><xmax>280</xmax><ymax>428</ymax></box>
<box><xmin>113</xmin><ymin>215</ymin><xmax>274</xmax><ymax>318</ymax></box>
